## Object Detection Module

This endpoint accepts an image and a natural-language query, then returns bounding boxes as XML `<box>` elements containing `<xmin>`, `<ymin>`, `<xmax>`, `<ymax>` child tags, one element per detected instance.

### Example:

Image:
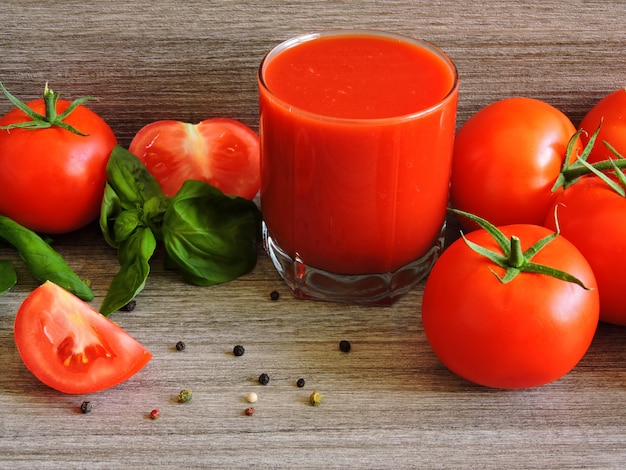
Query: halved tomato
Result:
<box><xmin>129</xmin><ymin>117</ymin><xmax>260</xmax><ymax>199</ymax></box>
<box><xmin>14</xmin><ymin>281</ymin><xmax>152</xmax><ymax>394</ymax></box>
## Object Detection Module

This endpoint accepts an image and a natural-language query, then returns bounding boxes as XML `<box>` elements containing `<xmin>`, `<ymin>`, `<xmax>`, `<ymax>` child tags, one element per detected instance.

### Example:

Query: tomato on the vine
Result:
<box><xmin>129</xmin><ymin>118</ymin><xmax>260</xmax><ymax>199</ymax></box>
<box><xmin>545</xmin><ymin>173</ymin><xmax>626</xmax><ymax>326</ymax></box>
<box><xmin>0</xmin><ymin>83</ymin><xmax>117</xmax><ymax>234</ymax></box>
<box><xmin>14</xmin><ymin>281</ymin><xmax>152</xmax><ymax>394</ymax></box>
<box><xmin>450</xmin><ymin>97</ymin><xmax>581</xmax><ymax>230</ymax></box>
<box><xmin>578</xmin><ymin>88</ymin><xmax>626</xmax><ymax>163</ymax></box>
<box><xmin>422</xmin><ymin>214</ymin><xmax>599</xmax><ymax>389</ymax></box>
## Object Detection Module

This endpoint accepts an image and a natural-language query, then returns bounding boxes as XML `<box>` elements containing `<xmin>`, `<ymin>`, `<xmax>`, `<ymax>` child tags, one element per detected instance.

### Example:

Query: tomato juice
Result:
<box><xmin>258</xmin><ymin>31</ymin><xmax>458</xmax><ymax>301</ymax></box>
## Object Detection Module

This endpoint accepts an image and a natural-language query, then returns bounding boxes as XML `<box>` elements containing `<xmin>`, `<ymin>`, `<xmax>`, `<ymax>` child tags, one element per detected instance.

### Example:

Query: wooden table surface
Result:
<box><xmin>1</xmin><ymin>1</ymin><xmax>625</xmax><ymax>468</ymax></box>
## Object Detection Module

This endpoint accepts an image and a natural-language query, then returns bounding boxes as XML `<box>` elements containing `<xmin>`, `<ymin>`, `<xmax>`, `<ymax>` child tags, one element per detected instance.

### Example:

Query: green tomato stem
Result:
<box><xmin>509</xmin><ymin>236</ymin><xmax>525</xmax><ymax>269</ymax></box>
<box><xmin>0</xmin><ymin>81</ymin><xmax>95</xmax><ymax>136</ymax></box>
<box><xmin>451</xmin><ymin>209</ymin><xmax>589</xmax><ymax>289</ymax></box>
<box><xmin>554</xmin><ymin>124</ymin><xmax>626</xmax><ymax>191</ymax></box>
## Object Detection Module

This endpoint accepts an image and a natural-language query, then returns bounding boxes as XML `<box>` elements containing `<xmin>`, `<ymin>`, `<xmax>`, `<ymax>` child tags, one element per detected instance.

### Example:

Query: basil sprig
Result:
<box><xmin>0</xmin><ymin>215</ymin><xmax>94</xmax><ymax>299</ymax></box>
<box><xmin>99</xmin><ymin>145</ymin><xmax>262</xmax><ymax>316</ymax></box>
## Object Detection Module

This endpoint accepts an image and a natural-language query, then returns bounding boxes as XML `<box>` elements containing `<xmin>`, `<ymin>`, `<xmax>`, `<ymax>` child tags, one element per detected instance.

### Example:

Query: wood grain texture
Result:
<box><xmin>1</xmin><ymin>1</ymin><xmax>625</xmax><ymax>468</ymax></box>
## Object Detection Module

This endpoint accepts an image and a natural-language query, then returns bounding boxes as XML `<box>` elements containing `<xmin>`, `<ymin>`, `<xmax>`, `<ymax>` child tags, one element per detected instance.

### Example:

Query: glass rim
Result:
<box><xmin>258</xmin><ymin>29</ymin><xmax>460</xmax><ymax>124</ymax></box>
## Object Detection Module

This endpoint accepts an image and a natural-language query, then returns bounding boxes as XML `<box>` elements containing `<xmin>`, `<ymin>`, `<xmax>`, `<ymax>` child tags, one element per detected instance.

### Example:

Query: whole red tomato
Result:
<box><xmin>129</xmin><ymin>118</ymin><xmax>260</xmax><ymax>199</ymax></box>
<box><xmin>578</xmin><ymin>88</ymin><xmax>626</xmax><ymax>163</ymax></box>
<box><xmin>422</xmin><ymin>222</ymin><xmax>599</xmax><ymax>389</ymax></box>
<box><xmin>545</xmin><ymin>174</ymin><xmax>626</xmax><ymax>325</ymax></box>
<box><xmin>450</xmin><ymin>97</ymin><xmax>580</xmax><ymax>230</ymax></box>
<box><xmin>0</xmin><ymin>85</ymin><xmax>117</xmax><ymax>234</ymax></box>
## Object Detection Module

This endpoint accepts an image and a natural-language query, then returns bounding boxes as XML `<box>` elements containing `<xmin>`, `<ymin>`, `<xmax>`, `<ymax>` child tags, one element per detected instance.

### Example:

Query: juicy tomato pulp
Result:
<box><xmin>129</xmin><ymin>118</ymin><xmax>260</xmax><ymax>199</ymax></box>
<box><xmin>14</xmin><ymin>281</ymin><xmax>152</xmax><ymax>394</ymax></box>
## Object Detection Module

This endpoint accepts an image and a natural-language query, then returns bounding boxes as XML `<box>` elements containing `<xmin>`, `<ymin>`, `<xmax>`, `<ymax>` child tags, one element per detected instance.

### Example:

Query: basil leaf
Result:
<box><xmin>0</xmin><ymin>215</ymin><xmax>94</xmax><ymax>300</ymax></box>
<box><xmin>100</xmin><ymin>226</ymin><xmax>157</xmax><ymax>316</ymax></box>
<box><xmin>0</xmin><ymin>260</ymin><xmax>17</xmax><ymax>295</ymax></box>
<box><xmin>113</xmin><ymin>209</ymin><xmax>142</xmax><ymax>244</ymax></box>
<box><xmin>100</xmin><ymin>183</ymin><xmax>124</xmax><ymax>248</ymax></box>
<box><xmin>106</xmin><ymin>145</ymin><xmax>163</xmax><ymax>209</ymax></box>
<box><xmin>162</xmin><ymin>180</ymin><xmax>261</xmax><ymax>286</ymax></box>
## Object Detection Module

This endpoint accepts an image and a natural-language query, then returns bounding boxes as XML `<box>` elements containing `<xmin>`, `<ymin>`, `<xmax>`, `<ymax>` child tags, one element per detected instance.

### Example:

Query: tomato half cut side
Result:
<box><xmin>14</xmin><ymin>281</ymin><xmax>152</xmax><ymax>394</ymax></box>
<box><xmin>129</xmin><ymin>117</ymin><xmax>260</xmax><ymax>199</ymax></box>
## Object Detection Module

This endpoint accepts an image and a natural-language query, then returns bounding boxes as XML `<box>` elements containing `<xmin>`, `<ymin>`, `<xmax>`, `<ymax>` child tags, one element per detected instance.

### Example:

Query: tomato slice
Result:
<box><xmin>14</xmin><ymin>281</ymin><xmax>152</xmax><ymax>394</ymax></box>
<box><xmin>129</xmin><ymin>118</ymin><xmax>260</xmax><ymax>199</ymax></box>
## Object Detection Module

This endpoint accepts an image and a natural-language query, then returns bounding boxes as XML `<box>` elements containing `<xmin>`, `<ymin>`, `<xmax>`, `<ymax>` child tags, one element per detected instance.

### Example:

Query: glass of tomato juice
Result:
<box><xmin>258</xmin><ymin>30</ymin><xmax>459</xmax><ymax>304</ymax></box>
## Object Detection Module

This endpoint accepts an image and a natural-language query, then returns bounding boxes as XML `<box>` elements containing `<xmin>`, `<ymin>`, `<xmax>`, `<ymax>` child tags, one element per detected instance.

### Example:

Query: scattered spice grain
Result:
<box><xmin>245</xmin><ymin>407</ymin><xmax>255</xmax><ymax>416</ymax></box>
<box><xmin>270</xmin><ymin>290</ymin><xmax>280</xmax><ymax>301</ymax></box>
<box><xmin>296</xmin><ymin>378</ymin><xmax>305</xmax><ymax>388</ymax></box>
<box><xmin>309</xmin><ymin>391</ymin><xmax>323</xmax><ymax>406</ymax></box>
<box><xmin>339</xmin><ymin>340</ymin><xmax>351</xmax><ymax>353</ymax></box>
<box><xmin>149</xmin><ymin>409</ymin><xmax>161</xmax><ymax>420</ymax></box>
<box><xmin>258</xmin><ymin>373</ymin><xmax>270</xmax><ymax>385</ymax></box>
<box><xmin>233</xmin><ymin>344</ymin><xmax>245</xmax><ymax>357</ymax></box>
<box><xmin>119</xmin><ymin>300</ymin><xmax>137</xmax><ymax>312</ymax></box>
<box><xmin>80</xmin><ymin>401</ymin><xmax>92</xmax><ymax>414</ymax></box>
<box><xmin>175</xmin><ymin>341</ymin><xmax>186</xmax><ymax>351</ymax></box>
<box><xmin>178</xmin><ymin>389</ymin><xmax>193</xmax><ymax>403</ymax></box>
<box><xmin>246</xmin><ymin>392</ymin><xmax>258</xmax><ymax>403</ymax></box>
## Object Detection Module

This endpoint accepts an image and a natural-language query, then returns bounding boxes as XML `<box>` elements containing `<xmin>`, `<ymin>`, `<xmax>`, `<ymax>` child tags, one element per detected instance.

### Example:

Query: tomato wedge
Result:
<box><xmin>14</xmin><ymin>281</ymin><xmax>152</xmax><ymax>394</ymax></box>
<box><xmin>129</xmin><ymin>118</ymin><xmax>260</xmax><ymax>199</ymax></box>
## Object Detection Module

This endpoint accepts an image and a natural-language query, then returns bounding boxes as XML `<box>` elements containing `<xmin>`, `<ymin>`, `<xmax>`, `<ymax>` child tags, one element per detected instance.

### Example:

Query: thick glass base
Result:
<box><xmin>262</xmin><ymin>222</ymin><xmax>444</xmax><ymax>305</ymax></box>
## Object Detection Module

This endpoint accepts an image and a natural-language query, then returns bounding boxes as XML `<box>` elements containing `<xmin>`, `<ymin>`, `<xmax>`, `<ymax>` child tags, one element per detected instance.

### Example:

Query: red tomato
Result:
<box><xmin>129</xmin><ymin>118</ymin><xmax>260</xmax><ymax>199</ymax></box>
<box><xmin>578</xmin><ymin>88</ymin><xmax>626</xmax><ymax>163</ymax></box>
<box><xmin>14</xmin><ymin>281</ymin><xmax>152</xmax><ymax>394</ymax></box>
<box><xmin>545</xmin><ymin>175</ymin><xmax>626</xmax><ymax>325</ymax></box>
<box><xmin>450</xmin><ymin>97</ymin><xmax>580</xmax><ymax>230</ymax></box>
<box><xmin>0</xmin><ymin>97</ymin><xmax>117</xmax><ymax>234</ymax></box>
<box><xmin>422</xmin><ymin>224</ymin><xmax>599</xmax><ymax>389</ymax></box>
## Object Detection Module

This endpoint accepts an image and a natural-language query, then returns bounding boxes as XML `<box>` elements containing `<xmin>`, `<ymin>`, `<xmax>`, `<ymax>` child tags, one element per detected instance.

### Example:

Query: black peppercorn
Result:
<box><xmin>175</xmin><ymin>341</ymin><xmax>186</xmax><ymax>351</ymax></box>
<box><xmin>296</xmin><ymin>378</ymin><xmax>305</xmax><ymax>388</ymax></box>
<box><xmin>119</xmin><ymin>300</ymin><xmax>137</xmax><ymax>312</ymax></box>
<box><xmin>233</xmin><ymin>345</ymin><xmax>245</xmax><ymax>357</ymax></box>
<box><xmin>339</xmin><ymin>340</ymin><xmax>351</xmax><ymax>353</ymax></box>
<box><xmin>270</xmin><ymin>290</ymin><xmax>280</xmax><ymax>301</ymax></box>
<box><xmin>80</xmin><ymin>401</ymin><xmax>92</xmax><ymax>414</ymax></box>
<box><xmin>258</xmin><ymin>373</ymin><xmax>270</xmax><ymax>385</ymax></box>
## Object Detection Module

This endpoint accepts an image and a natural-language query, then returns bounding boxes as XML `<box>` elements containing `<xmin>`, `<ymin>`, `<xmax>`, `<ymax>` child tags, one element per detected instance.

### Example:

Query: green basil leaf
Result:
<box><xmin>106</xmin><ymin>145</ymin><xmax>163</xmax><ymax>209</ymax></box>
<box><xmin>100</xmin><ymin>183</ymin><xmax>123</xmax><ymax>248</ymax></box>
<box><xmin>142</xmin><ymin>195</ymin><xmax>171</xmax><ymax>238</ymax></box>
<box><xmin>162</xmin><ymin>180</ymin><xmax>261</xmax><ymax>286</ymax></box>
<box><xmin>113</xmin><ymin>209</ymin><xmax>142</xmax><ymax>244</ymax></box>
<box><xmin>100</xmin><ymin>226</ymin><xmax>157</xmax><ymax>316</ymax></box>
<box><xmin>0</xmin><ymin>215</ymin><xmax>94</xmax><ymax>300</ymax></box>
<box><xmin>0</xmin><ymin>260</ymin><xmax>17</xmax><ymax>295</ymax></box>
